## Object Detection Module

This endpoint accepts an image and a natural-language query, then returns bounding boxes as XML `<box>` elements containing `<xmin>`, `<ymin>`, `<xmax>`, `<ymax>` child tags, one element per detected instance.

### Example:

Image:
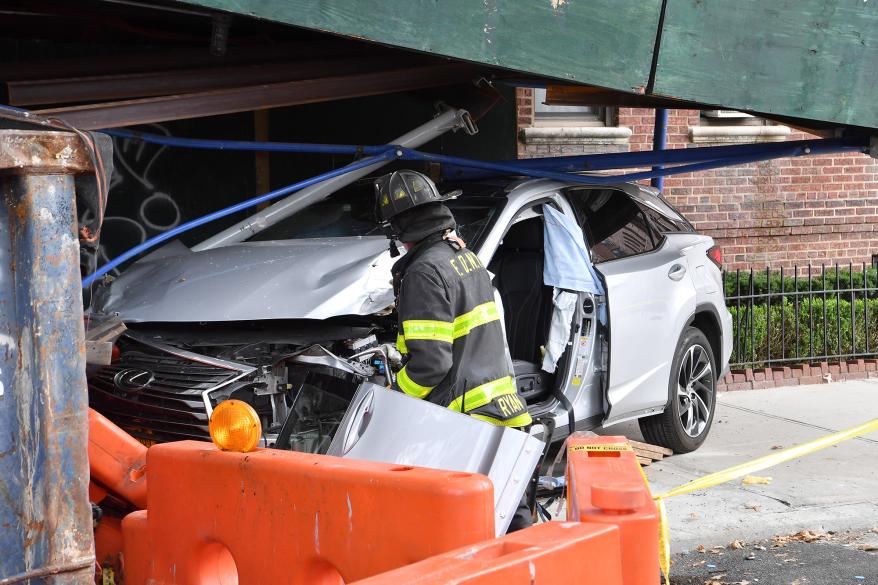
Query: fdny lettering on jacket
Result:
<box><xmin>449</xmin><ymin>251</ymin><xmax>483</xmax><ymax>276</ymax></box>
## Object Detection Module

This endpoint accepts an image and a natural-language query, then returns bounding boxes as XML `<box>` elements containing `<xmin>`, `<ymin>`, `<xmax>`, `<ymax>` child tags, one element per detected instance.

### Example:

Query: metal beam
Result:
<box><xmin>0</xmin><ymin>130</ymin><xmax>96</xmax><ymax>584</ymax></box>
<box><xmin>7</xmin><ymin>55</ymin><xmax>427</xmax><ymax>106</ymax></box>
<box><xmin>37</xmin><ymin>63</ymin><xmax>481</xmax><ymax>129</ymax></box>
<box><xmin>194</xmin><ymin>107</ymin><xmax>474</xmax><ymax>251</ymax></box>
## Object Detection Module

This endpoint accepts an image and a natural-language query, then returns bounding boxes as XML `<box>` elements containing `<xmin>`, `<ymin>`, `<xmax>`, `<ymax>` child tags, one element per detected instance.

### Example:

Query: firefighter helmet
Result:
<box><xmin>375</xmin><ymin>170</ymin><xmax>460</xmax><ymax>223</ymax></box>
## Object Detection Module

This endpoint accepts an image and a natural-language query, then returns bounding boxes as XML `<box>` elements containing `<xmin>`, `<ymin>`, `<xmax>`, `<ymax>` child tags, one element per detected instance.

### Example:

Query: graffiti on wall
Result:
<box><xmin>87</xmin><ymin>125</ymin><xmax>183</xmax><ymax>275</ymax></box>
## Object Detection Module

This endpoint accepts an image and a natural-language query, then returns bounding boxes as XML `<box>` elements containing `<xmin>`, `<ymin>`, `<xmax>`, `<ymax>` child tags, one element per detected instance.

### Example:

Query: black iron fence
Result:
<box><xmin>725</xmin><ymin>263</ymin><xmax>878</xmax><ymax>368</ymax></box>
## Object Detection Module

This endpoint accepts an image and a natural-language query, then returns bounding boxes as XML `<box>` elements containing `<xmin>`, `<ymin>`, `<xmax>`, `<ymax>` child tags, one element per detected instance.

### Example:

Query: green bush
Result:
<box><xmin>724</xmin><ymin>267</ymin><xmax>878</xmax><ymax>298</ymax></box>
<box><xmin>728</xmin><ymin>297</ymin><xmax>878</xmax><ymax>367</ymax></box>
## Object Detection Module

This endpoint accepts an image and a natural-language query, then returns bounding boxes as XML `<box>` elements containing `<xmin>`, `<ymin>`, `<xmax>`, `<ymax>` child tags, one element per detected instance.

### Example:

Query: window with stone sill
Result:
<box><xmin>691</xmin><ymin>109</ymin><xmax>790</xmax><ymax>143</ymax></box>
<box><xmin>520</xmin><ymin>88</ymin><xmax>629</xmax><ymax>146</ymax></box>
<box><xmin>532</xmin><ymin>87</ymin><xmax>610</xmax><ymax>127</ymax></box>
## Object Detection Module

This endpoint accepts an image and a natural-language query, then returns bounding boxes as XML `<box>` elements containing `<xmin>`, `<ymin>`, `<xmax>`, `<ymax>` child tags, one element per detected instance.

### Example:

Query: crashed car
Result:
<box><xmin>88</xmin><ymin>176</ymin><xmax>732</xmax><ymax>453</ymax></box>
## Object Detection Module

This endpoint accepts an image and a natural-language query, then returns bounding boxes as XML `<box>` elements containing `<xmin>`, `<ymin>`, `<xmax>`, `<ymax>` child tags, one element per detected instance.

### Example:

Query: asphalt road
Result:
<box><xmin>668</xmin><ymin>529</ymin><xmax>878</xmax><ymax>585</ymax></box>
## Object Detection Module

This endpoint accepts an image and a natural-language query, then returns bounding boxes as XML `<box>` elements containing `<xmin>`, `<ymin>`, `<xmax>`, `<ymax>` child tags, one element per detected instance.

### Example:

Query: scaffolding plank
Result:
<box><xmin>654</xmin><ymin>0</ymin><xmax>878</xmax><ymax>128</ymax></box>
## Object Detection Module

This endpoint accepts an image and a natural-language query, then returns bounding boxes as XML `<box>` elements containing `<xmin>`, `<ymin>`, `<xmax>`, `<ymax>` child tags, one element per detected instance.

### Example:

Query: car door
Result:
<box><xmin>476</xmin><ymin>190</ymin><xmax>592</xmax><ymax>418</ymax></box>
<box><xmin>567</xmin><ymin>187</ymin><xmax>697</xmax><ymax>425</ymax></box>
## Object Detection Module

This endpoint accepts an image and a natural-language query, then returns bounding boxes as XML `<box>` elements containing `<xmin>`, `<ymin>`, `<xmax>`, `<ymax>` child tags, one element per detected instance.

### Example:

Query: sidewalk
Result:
<box><xmin>604</xmin><ymin>380</ymin><xmax>878</xmax><ymax>552</ymax></box>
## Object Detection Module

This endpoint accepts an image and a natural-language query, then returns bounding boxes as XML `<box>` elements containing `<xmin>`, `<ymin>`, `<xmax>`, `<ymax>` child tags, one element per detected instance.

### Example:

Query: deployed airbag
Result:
<box><xmin>541</xmin><ymin>288</ymin><xmax>578</xmax><ymax>373</ymax></box>
<box><xmin>542</xmin><ymin>205</ymin><xmax>603</xmax><ymax>294</ymax></box>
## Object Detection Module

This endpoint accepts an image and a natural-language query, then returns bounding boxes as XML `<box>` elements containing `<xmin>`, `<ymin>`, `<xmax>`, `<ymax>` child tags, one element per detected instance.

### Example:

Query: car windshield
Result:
<box><xmin>247</xmin><ymin>181</ymin><xmax>505</xmax><ymax>248</ymax></box>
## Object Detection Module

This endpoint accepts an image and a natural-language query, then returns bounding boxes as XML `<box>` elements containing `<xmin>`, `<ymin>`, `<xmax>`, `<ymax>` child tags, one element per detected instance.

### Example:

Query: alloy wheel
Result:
<box><xmin>677</xmin><ymin>344</ymin><xmax>714</xmax><ymax>438</ymax></box>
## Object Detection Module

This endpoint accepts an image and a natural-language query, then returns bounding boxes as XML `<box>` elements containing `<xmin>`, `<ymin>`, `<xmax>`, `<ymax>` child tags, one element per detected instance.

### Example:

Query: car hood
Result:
<box><xmin>92</xmin><ymin>237</ymin><xmax>398</xmax><ymax>323</ymax></box>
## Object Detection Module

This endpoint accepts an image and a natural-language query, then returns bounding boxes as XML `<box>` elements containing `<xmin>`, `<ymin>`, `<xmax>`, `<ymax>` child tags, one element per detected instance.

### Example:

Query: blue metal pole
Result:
<box><xmin>651</xmin><ymin>108</ymin><xmax>669</xmax><ymax>191</ymax></box>
<box><xmin>0</xmin><ymin>131</ymin><xmax>96</xmax><ymax>584</ymax></box>
<box><xmin>440</xmin><ymin>136</ymin><xmax>867</xmax><ymax>179</ymax></box>
<box><xmin>103</xmin><ymin>128</ymin><xmax>393</xmax><ymax>156</ymax></box>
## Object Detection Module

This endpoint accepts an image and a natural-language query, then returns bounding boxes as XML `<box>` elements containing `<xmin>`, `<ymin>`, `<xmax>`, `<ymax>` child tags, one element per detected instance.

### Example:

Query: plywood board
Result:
<box><xmin>654</xmin><ymin>0</ymin><xmax>878</xmax><ymax>128</ymax></box>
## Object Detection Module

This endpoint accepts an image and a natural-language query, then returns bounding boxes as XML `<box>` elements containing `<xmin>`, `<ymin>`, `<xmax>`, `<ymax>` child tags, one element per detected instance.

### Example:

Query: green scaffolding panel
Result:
<box><xmin>179</xmin><ymin>0</ymin><xmax>662</xmax><ymax>93</ymax></box>
<box><xmin>653</xmin><ymin>0</ymin><xmax>878</xmax><ymax>128</ymax></box>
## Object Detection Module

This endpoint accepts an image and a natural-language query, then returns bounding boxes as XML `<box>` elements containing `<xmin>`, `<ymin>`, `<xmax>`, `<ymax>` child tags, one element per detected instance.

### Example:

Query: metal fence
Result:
<box><xmin>725</xmin><ymin>263</ymin><xmax>878</xmax><ymax>368</ymax></box>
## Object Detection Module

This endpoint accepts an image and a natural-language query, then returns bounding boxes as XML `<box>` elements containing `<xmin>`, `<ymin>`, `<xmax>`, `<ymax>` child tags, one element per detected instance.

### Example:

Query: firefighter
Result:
<box><xmin>376</xmin><ymin>169</ymin><xmax>532</xmax><ymax>426</ymax></box>
<box><xmin>375</xmin><ymin>170</ymin><xmax>534</xmax><ymax>530</ymax></box>
<box><xmin>375</xmin><ymin>170</ymin><xmax>533</xmax><ymax>532</ymax></box>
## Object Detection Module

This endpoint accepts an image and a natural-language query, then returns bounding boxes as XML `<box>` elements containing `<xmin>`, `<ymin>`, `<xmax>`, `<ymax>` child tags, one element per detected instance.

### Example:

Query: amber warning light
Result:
<box><xmin>209</xmin><ymin>400</ymin><xmax>262</xmax><ymax>452</ymax></box>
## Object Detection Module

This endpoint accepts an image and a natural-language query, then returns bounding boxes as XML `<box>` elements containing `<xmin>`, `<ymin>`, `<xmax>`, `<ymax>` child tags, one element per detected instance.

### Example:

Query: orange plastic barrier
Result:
<box><xmin>566</xmin><ymin>434</ymin><xmax>660</xmax><ymax>585</ymax></box>
<box><xmin>122</xmin><ymin>441</ymin><xmax>495</xmax><ymax>584</ymax></box>
<box><xmin>88</xmin><ymin>407</ymin><xmax>148</xmax><ymax>509</ymax></box>
<box><xmin>353</xmin><ymin>520</ymin><xmax>623</xmax><ymax>584</ymax></box>
<box><xmin>94</xmin><ymin>514</ymin><xmax>124</xmax><ymax>574</ymax></box>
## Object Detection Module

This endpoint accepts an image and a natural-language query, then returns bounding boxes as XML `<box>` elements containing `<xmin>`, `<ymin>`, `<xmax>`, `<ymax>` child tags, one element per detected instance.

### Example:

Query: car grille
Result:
<box><xmin>88</xmin><ymin>336</ymin><xmax>253</xmax><ymax>443</ymax></box>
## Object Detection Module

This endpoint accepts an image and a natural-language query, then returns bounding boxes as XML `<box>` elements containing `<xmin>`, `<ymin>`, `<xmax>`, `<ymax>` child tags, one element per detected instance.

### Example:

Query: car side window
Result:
<box><xmin>567</xmin><ymin>189</ymin><xmax>658</xmax><ymax>263</ymax></box>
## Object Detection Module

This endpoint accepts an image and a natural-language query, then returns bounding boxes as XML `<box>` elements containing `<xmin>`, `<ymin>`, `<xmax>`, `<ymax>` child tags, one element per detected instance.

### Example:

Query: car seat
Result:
<box><xmin>491</xmin><ymin>218</ymin><xmax>555</xmax><ymax>392</ymax></box>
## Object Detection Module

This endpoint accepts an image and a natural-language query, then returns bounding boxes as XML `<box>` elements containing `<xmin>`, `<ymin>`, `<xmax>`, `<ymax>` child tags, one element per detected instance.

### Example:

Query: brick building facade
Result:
<box><xmin>516</xmin><ymin>88</ymin><xmax>878</xmax><ymax>271</ymax></box>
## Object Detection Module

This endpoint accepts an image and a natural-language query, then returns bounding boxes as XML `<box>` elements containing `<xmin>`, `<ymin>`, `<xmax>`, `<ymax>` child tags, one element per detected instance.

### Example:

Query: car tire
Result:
<box><xmin>638</xmin><ymin>327</ymin><xmax>717</xmax><ymax>454</ymax></box>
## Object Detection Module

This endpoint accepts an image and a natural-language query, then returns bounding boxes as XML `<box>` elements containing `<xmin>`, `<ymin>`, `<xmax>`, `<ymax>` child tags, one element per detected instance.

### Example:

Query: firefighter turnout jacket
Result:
<box><xmin>393</xmin><ymin>233</ymin><xmax>533</xmax><ymax>428</ymax></box>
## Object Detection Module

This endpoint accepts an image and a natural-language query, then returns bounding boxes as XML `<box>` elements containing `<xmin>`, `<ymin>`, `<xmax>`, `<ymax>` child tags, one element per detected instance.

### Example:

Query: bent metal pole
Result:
<box><xmin>193</xmin><ymin>107</ymin><xmax>475</xmax><ymax>251</ymax></box>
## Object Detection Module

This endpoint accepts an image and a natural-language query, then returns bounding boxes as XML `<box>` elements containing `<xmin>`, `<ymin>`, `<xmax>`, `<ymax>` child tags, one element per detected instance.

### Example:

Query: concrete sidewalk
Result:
<box><xmin>604</xmin><ymin>380</ymin><xmax>878</xmax><ymax>552</ymax></box>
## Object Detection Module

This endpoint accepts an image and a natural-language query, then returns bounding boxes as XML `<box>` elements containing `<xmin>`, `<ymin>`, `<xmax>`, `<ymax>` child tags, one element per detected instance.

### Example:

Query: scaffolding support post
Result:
<box><xmin>650</xmin><ymin>108</ymin><xmax>669</xmax><ymax>192</ymax></box>
<box><xmin>0</xmin><ymin>130</ymin><xmax>96</xmax><ymax>584</ymax></box>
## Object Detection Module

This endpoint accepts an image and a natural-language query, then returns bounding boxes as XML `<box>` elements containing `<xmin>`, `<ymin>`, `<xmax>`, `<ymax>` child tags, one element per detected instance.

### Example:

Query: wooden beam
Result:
<box><xmin>38</xmin><ymin>63</ymin><xmax>481</xmax><ymax>129</ymax></box>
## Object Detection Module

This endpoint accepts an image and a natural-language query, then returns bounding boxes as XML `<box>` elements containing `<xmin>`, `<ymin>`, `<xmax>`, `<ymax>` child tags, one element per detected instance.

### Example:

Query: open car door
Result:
<box><xmin>567</xmin><ymin>188</ymin><xmax>696</xmax><ymax>426</ymax></box>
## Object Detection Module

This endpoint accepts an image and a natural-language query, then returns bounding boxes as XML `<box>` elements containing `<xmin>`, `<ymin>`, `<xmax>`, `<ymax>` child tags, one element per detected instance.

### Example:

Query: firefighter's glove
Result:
<box><xmin>381</xmin><ymin>343</ymin><xmax>404</xmax><ymax>369</ymax></box>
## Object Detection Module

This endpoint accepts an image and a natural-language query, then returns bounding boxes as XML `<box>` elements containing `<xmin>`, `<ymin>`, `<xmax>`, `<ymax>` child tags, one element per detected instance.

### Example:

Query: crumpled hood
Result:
<box><xmin>92</xmin><ymin>237</ymin><xmax>398</xmax><ymax>322</ymax></box>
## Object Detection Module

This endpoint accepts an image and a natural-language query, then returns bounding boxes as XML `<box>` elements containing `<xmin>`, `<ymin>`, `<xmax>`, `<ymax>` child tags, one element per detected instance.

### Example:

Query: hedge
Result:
<box><xmin>728</xmin><ymin>297</ymin><xmax>878</xmax><ymax>367</ymax></box>
<box><xmin>724</xmin><ymin>267</ymin><xmax>878</xmax><ymax>298</ymax></box>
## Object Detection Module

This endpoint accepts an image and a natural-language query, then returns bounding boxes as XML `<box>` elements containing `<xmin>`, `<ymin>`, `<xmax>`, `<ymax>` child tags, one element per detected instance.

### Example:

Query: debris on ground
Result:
<box><xmin>773</xmin><ymin>529</ymin><xmax>827</xmax><ymax>546</ymax></box>
<box><xmin>741</xmin><ymin>475</ymin><xmax>773</xmax><ymax>485</ymax></box>
<box><xmin>627</xmin><ymin>438</ymin><xmax>673</xmax><ymax>466</ymax></box>
<box><xmin>729</xmin><ymin>540</ymin><xmax>745</xmax><ymax>550</ymax></box>
<box><xmin>742</xmin><ymin>501</ymin><xmax>762</xmax><ymax>512</ymax></box>
<box><xmin>672</xmin><ymin>529</ymin><xmax>877</xmax><ymax>584</ymax></box>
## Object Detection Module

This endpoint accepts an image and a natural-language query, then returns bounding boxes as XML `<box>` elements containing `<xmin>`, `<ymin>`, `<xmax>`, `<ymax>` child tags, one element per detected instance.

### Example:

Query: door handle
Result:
<box><xmin>668</xmin><ymin>264</ymin><xmax>687</xmax><ymax>281</ymax></box>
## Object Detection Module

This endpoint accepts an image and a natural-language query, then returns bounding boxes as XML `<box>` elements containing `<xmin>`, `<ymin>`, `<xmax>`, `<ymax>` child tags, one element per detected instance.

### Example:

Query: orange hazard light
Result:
<box><xmin>209</xmin><ymin>400</ymin><xmax>262</xmax><ymax>453</ymax></box>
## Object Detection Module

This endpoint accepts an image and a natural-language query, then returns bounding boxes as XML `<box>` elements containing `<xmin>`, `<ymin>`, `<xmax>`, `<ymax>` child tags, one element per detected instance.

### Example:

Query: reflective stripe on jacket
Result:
<box><xmin>392</xmin><ymin>235</ymin><xmax>532</xmax><ymax>428</ymax></box>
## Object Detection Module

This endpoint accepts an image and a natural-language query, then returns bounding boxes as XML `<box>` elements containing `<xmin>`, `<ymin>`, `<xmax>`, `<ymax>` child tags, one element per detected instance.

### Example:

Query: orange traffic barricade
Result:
<box><xmin>122</xmin><ymin>440</ymin><xmax>496</xmax><ymax>584</ymax></box>
<box><xmin>566</xmin><ymin>433</ymin><xmax>660</xmax><ymax>585</ymax></box>
<box><xmin>353</xmin><ymin>519</ymin><xmax>623</xmax><ymax>584</ymax></box>
<box><xmin>88</xmin><ymin>407</ymin><xmax>148</xmax><ymax>509</ymax></box>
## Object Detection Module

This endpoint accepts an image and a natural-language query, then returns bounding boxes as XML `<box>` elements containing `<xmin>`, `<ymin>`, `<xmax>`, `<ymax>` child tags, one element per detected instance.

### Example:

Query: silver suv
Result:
<box><xmin>89</xmin><ymin>177</ymin><xmax>732</xmax><ymax>453</ymax></box>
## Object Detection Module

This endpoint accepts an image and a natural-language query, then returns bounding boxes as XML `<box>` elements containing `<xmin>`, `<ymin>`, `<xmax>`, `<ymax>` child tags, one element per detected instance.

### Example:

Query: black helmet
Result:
<box><xmin>375</xmin><ymin>170</ymin><xmax>460</xmax><ymax>224</ymax></box>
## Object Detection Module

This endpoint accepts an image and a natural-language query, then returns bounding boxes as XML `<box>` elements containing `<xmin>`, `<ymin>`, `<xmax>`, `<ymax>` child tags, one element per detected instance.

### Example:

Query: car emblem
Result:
<box><xmin>113</xmin><ymin>368</ymin><xmax>155</xmax><ymax>393</ymax></box>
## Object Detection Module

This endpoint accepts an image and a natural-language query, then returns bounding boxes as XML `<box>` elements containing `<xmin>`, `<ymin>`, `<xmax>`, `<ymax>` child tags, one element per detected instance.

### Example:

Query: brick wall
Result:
<box><xmin>516</xmin><ymin>91</ymin><xmax>878</xmax><ymax>270</ymax></box>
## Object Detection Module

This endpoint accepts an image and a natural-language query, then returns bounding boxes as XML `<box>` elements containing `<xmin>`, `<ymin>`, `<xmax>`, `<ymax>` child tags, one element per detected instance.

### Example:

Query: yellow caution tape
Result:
<box><xmin>651</xmin><ymin>416</ymin><xmax>878</xmax><ymax>580</ymax></box>
<box><xmin>568</xmin><ymin>442</ymin><xmax>633</xmax><ymax>453</ymax></box>
<box><xmin>657</xmin><ymin>498</ymin><xmax>670</xmax><ymax>580</ymax></box>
